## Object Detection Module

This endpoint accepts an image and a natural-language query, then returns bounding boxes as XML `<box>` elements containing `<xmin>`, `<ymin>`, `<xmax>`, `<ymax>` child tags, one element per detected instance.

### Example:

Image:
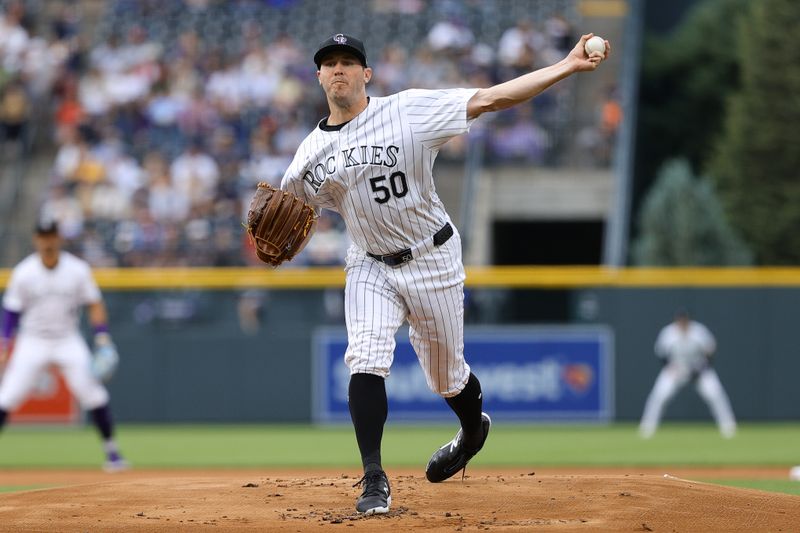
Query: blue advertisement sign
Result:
<box><xmin>313</xmin><ymin>326</ymin><xmax>614</xmax><ymax>423</ymax></box>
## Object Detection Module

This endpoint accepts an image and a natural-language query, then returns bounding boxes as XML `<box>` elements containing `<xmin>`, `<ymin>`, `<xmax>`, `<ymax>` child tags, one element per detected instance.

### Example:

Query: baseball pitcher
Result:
<box><xmin>252</xmin><ymin>31</ymin><xmax>609</xmax><ymax>514</ymax></box>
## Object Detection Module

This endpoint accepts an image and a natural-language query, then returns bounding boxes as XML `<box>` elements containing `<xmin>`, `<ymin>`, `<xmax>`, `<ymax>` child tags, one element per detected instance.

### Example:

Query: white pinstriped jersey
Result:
<box><xmin>281</xmin><ymin>88</ymin><xmax>478</xmax><ymax>255</ymax></box>
<box><xmin>654</xmin><ymin>321</ymin><xmax>716</xmax><ymax>373</ymax></box>
<box><xmin>2</xmin><ymin>252</ymin><xmax>101</xmax><ymax>339</ymax></box>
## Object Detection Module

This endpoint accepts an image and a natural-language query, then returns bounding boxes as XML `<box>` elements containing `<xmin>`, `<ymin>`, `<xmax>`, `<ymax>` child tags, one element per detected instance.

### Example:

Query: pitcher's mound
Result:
<box><xmin>1</xmin><ymin>470</ymin><xmax>798</xmax><ymax>531</ymax></box>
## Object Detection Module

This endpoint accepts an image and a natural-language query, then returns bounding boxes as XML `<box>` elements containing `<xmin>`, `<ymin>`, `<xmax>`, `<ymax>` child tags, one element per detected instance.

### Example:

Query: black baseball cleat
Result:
<box><xmin>353</xmin><ymin>469</ymin><xmax>391</xmax><ymax>514</ymax></box>
<box><xmin>425</xmin><ymin>412</ymin><xmax>491</xmax><ymax>483</ymax></box>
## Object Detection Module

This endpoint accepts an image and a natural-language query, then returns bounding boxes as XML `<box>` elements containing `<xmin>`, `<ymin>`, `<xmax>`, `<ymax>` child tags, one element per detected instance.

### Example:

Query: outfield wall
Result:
<box><xmin>2</xmin><ymin>267</ymin><xmax>799</xmax><ymax>423</ymax></box>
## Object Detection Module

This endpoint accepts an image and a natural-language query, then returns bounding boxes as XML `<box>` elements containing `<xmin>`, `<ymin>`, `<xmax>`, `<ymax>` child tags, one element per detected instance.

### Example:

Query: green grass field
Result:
<box><xmin>2</xmin><ymin>422</ymin><xmax>799</xmax><ymax>495</ymax></box>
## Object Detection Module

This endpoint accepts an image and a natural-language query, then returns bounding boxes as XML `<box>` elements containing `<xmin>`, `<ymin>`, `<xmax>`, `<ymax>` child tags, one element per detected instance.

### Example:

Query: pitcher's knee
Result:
<box><xmin>77</xmin><ymin>386</ymin><xmax>109</xmax><ymax>410</ymax></box>
<box><xmin>428</xmin><ymin>371</ymin><xmax>470</xmax><ymax>398</ymax></box>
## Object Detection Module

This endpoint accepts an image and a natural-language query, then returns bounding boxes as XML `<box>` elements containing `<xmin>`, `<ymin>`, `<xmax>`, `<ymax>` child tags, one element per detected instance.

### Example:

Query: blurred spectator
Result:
<box><xmin>114</xmin><ymin>205</ymin><xmax>163</xmax><ymax>267</ymax></box>
<box><xmin>79</xmin><ymin>67</ymin><xmax>112</xmax><ymax>117</ymax></box>
<box><xmin>0</xmin><ymin>1</ymin><xmax>30</xmax><ymax>74</ymax></box>
<box><xmin>170</xmin><ymin>139</ymin><xmax>220</xmax><ymax>208</ymax></box>
<box><xmin>272</xmin><ymin>112</ymin><xmax>307</xmax><ymax>157</ymax></box>
<box><xmin>78</xmin><ymin>223</ymin><xmax>118</xmax><ymax>267</ymax></box>
<box><xmin>546</xmin><ymin>13</ymin><xmax>575</xmax><ymax>54</ymax></box>
<box><xmin>168</xmin><ymin>56</ymin><xmax>202</xmax><ymax>100</ymax></box>
<box><xmin>208</xmin><ymin>126</ymin><xmax>242</xmax><ymax>170</ymax></box>
<box><xmin>206</xmin><ymin>55</ymin><xmax>247</xmax><ymax>115</ymax></box>
<box><xmin>184</xmin><ymin>207</ymin><xmax>214</xmax><ymax>266</ymax></box>
<box><xmin>575</xmin><ymin>125</ymin><xmax>604</xmax><ymax>168</ymax></box>
<box><xmin>240</xmin><ymin>46</ymin><xmax>281</xmax><ymax>107</ymax></box>
<box><xmin>145</xmin><ymin>83</ymin><xmax>180</xmax><ymax>127</ymax></box>
<box><xmin>300</xmin><ymin>213</ymin><xmax>350</xmax><ymax>267</ymax></box>
<box><xmin>577</xmin><ymin>85</ymin><xmax>622</xmax><ymax>167</ymax></box>
<box><xmin>497</xmin><ymin>19</ymin><xmax>545</xmax><ymax>73</ymax></box>
<box><xmin>177</xmin><ymin>86</ymin><xmax>219</xmax><ymax>138</ymax></box>
<box><xmin>51</xmin><ymin>2</ymin><xmax>80</xmax><ymax>41</ymax></box>
<box><xmin>240</xmin><ymin>128</ymin><xmax>291</xmax><ymax>188</ymax></box>
<box><xmin>54</xmin><ymin>77</ymin><xmax>84</xmax><ymax>133</ymax></box>
<box><xmin>106</xmin><ymin>150</ymin><xmax>146</xmax><ymax>201</ymax></box>
<box><xmin>145</xmin><ymin>153</ymin><xmax>191</xmax><ymax>223</ymax></box>
<box><xmin>0</xmin><ymin>77</ymin><xmax>29</xmax><ymax>150</ymax></box>
<box><xmin>69</xmin><ymin>139</ymin><xmax>106</xmax><ymax>186</ymax></box>
<box><xmin>407</xmin><ymin>46</ymin><xmax>451</xmax><ymax>89</ymax></box>
<box><xmin>269</xmin><ymin>33</ymin><xmax>305</xmax><ymax>71</ymax></box>
<box><xmin>489</xmin><ymin>106</ymin><xmax>550</xmax><ymax>164</ymax></box>
<box><xmin>601</xmin><ymin>85</ymin><xmax>623</xmax><ymax>137</ymax></box>
<box><xmin>53</xmin><ymin>125</ymin><xmax>81</xmax><ymax>180</ymax></box>
<box><xmin>21</xmin><ymin>25</ymin><xmax>65</xmax><ymax>98</ymax></box>
<box><xmin>372</xmin><ymin>44</ymin><xmax>409</xmax><ymax>96</ymax></box>
<box><xmin>427</xmin><ymin>16</ymin><xmax>474</xmax><ymax>55</ymax></box>
<box><xmin>40</xmin><ymin>183</ymin><xmax>84</xmax><ymax>241</ymax></box>
<box><xmin>89</xmin><ymin>34</ymin><xmax>125</xmax><ymax>74</ymax></box>
<box><xmin>87</xmin><ymin>181</ymin><xmax>129</xmax><ymax>222</ymax></box>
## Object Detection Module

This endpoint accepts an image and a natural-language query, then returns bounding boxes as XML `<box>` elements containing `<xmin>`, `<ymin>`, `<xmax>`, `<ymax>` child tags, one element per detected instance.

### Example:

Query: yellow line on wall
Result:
<box><xmin>3</xmin><ymin>267</ymin><xmax>800</xmax><ymax>289</ymax></box>
<box><xmin>464</xmin><ymin>267</ymin><xmax>800</xmax><ymax>287</ymax></box>
<box><xmin>92</xmin><ymin>267</ymin><xmax>346</xmax><ymax>289</ymax></box>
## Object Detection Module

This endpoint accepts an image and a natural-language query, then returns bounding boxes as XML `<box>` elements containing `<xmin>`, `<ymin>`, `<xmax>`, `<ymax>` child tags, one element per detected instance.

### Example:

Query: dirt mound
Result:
<box><xmin>1</xmin><ymin>469</ymin><xmax>798</xmax><ymax>531</ymax></box>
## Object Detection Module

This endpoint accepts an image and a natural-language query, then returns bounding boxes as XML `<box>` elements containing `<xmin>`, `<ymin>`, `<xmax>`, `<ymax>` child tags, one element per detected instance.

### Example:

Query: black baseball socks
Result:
<box><xmin>89</xmin><ymin>404</ymin><xmax>115</xmax><ymax>440</ymax></box>
<box><xmin>445</xmin><ymin>372</ymin><xmax>484</xmax><ymax>450</ymax></box>
<box><xmin>348</xmin><ymin>373</ymin><xmax>388</xmax><ymax>473</ymax></box>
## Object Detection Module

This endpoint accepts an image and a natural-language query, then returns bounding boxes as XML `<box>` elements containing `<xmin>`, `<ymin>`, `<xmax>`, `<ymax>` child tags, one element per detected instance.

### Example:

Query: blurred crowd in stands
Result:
<box><xmin>1</xmin><ymin>0</ymin><xmax>621</xmax><ymax>268</ymax></box>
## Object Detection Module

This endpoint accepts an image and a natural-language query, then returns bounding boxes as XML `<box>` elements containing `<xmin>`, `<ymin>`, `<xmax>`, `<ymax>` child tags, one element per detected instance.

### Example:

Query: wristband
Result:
<box><xmin>93</xmin><ymin>324</ymin><xmax>111</xmax><ymax>346</ymax></box>
<box><xmin>2</xmin><ymin>309</ymin><xmax>20</xmax><ymax>340</ymax></box>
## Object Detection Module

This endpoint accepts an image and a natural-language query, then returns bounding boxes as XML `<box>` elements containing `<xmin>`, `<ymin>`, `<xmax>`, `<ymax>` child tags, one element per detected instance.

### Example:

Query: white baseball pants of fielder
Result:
<box><xmin>639</xmin><ymin>367</ymin><xmax>737</xmax><ymax>439</ymax></box>
<box><xmin>343</xmin><ymin>231</ymin><xmax>470</xmax><ymax>398</ymax></box>
<box><xmin>0</xmin><ymin>333</ymin><xmax>109</xmax><ymax>411</ymax></box>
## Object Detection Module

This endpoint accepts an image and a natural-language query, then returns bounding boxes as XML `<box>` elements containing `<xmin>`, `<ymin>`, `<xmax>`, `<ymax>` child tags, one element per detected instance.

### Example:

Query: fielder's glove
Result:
<box><xmin>92</xmin><ymin>333</ymin><xmax>119</xmax><ymax>382</ymax></box>
<box><xmin>245</xmin><ymin>182</ymin><xmax>317</xmax><ymax>267</ymax></box>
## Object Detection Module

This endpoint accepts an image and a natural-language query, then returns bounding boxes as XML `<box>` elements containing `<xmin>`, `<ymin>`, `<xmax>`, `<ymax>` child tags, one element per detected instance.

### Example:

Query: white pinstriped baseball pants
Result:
<box><xmin>639</xmin><ymin>366</ymin><xmax>737</xmax><ymax>438</ymax></box>
<box><xmin>0</xmin><ymin>333</ymin><xmax>109</xmax><ymax>411</ymax></box>
<box><xmin>343</xmin><ymin>231</ymin><xmax>471</xmax><ymax>397</ymax></box>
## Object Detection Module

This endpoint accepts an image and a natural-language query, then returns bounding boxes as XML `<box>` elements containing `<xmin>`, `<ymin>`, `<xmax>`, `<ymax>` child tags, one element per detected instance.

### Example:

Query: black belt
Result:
<box><xmin>367</xmin><ymin>223</ymin><xmax>453</xmax><ymax>267</ymax></box>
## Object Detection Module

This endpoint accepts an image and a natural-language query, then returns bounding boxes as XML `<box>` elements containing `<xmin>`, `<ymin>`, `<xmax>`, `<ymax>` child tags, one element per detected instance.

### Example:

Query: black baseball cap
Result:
<box><xmin>34</xmin><ymin>218</ymin><xmax>59</xmax><ymax>235</ymax></box>
<box><xmin>313</xmin><ymin>33</ymin><xmax>367</xmax><ymax>69</ymax></box>
<box><xmin>674</xmin><ymin>307</ymin><xmax>690</xmax><ymax>320</ymax></box>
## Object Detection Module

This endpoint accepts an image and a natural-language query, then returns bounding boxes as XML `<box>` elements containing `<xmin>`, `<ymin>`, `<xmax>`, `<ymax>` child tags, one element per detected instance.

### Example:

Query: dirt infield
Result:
<box><xmin>1</xmin><ymin>467</ymin><xmax>798</xmax><ymax>531</ymax></box>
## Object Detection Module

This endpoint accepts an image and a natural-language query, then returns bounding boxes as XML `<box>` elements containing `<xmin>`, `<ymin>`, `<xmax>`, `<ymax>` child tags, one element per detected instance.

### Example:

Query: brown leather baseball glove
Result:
<box><xmin>246</xmin><ymin>182</ymin><xmax>317</xmax><ymax>266</ymax></box>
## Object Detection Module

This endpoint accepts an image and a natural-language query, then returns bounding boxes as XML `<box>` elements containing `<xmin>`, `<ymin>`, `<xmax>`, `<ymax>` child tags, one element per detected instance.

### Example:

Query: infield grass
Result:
<box><xmin>1</xmin><ymin>422</ymin><xmax>799</xmax><ymax>495</ymax></box>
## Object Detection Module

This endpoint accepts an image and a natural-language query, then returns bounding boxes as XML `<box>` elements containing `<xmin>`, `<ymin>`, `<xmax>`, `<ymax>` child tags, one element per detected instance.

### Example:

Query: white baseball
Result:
<box><xmin>585</xmin><ymin>36</ymin><xmax>606</xmax><ymax>56</ymax></box>
<box><xmin>790</xmin><ymin>465</ymin><xmax>800</xmax><ymax>481</ymax></box>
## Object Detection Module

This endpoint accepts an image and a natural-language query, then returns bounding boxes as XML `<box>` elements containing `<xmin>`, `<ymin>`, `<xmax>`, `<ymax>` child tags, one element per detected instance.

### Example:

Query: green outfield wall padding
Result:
<box><xmin>60</xmin><ymin>286</ymin><xmax>799</xmax><ymax>423</ymax></box>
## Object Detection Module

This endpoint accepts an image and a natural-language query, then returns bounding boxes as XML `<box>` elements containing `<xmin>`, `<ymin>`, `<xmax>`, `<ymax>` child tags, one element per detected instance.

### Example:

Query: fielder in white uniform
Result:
<box><xmin>282</xmin><ymin>32</ymin><xmax>609</xmax><ymax>514</ymax></box>
<box><xmin>639</xmin><ymin>310</ymin><xmax>737</xmax><ymax>439</ymax></box>
<box><xmin>0</xmin><ymin>220</ymin><xmax>128</xmax><ymax>471</ymax></box>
